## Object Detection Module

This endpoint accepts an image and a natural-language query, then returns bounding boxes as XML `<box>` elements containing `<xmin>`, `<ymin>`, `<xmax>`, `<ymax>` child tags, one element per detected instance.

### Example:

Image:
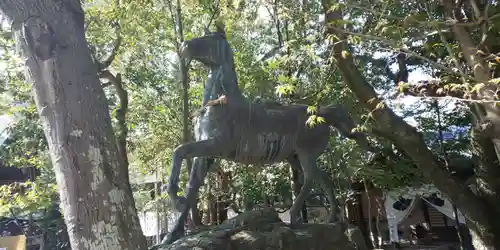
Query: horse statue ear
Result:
<box><xmin>214</xmin><ymin>19</ymin><xmax>226</xmax><ymax>34</ymax></box>
<box><xmin>204</xmin><ymin>26</ymin><xmax>211</xmax><ymax>35</ymax></box>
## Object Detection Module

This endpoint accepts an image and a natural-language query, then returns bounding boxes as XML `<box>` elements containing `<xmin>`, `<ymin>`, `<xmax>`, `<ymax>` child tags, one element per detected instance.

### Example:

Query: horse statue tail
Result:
<box><xmin>318</xmin><ymin>104</ymin><xmax>376</xmax><ymax>152</ymax></box>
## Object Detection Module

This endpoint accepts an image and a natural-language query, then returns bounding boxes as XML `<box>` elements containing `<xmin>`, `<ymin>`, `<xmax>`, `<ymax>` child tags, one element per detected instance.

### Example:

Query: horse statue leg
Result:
<box><xmin>288</xmin><ymin>149</ymin><xmax>339</xmax><ymax>224</ymax></box>
<box><xmin>166</xmin><ymin>139</ymin><xmax>219</xmax><ymax>207</ymax></box>
<box><xmin>288</xmin><ymin>153</ymin><xmax>314</xmax><ymax>224</ymax></box>
<box><xmin>288</xmin><ymin>154</ymin><xmax>338</xmax><ymax>223</ymax></box>
<box><xmin>162</xmin><ymin>156</ymin><xmax>213</xmax><ymax>245</ymax></box>
<box><xmin>317</xmin><ymin>168</ymin><xmax>339</xmax><ymax>223</ymax></box>
<box><xmin>164</xmin><ymin>139</ymin><xmax>221</xmax><ymax>244</ymax></box>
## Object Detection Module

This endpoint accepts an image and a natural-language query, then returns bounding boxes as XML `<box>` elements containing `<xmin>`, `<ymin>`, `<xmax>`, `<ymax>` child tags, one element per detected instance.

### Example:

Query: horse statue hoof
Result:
<box><xmin>174</xmin><ymin>196</ymin><xmax>187</xmax><ymax>212</ymax></box>
<box><xmin>290</xmin><ymin>214</ymin><xmax>303</xmax><ymax>225</ymax></box>
<box><xmin>161</xmin><ymin>230</ymin><xmax>184</xmax><ymax>245</ymax></box>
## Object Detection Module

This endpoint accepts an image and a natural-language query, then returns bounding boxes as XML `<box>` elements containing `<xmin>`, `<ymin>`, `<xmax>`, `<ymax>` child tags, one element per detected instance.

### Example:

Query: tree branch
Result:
<box><xmin>397</xmin><ymin>80</ymin><xmax>468</xmax><ymax>99</ymax></box>
<box><xmin>357</xmin><ymin>55</ymin><xmax>396</xmax><ymax>82</ymax></box>
<box><xmin>343</xmin><ymin>2</ymin><xmax>490</xmax><ymax>28</ymax></box>
<box><xmin>99</xmin><ymin>70</ymin><xmax>129</xmax><ymax>169</ymax></box>
<box><xmin>394</xmin><ymin>52</ymin><xmax>408</xmax><ymax>84</ymax></box>
<box><xmin>329</xmin><ymin>27</ymin><xmax>471</xmax><ymax>80</ymax></box>
<box><xmin>163</xmin><ymin>0</ymin><xmax>180</xmax><ymax>50</ymax></box>
<box><xmin>259</xmin><ymin>46</ymin><xmax>281</xmax><ymax>62</ymax></box>
<box><xmin>98</xmin><ymin>22</ymin><xmax>122</xmax><ymax>71</ymax></box>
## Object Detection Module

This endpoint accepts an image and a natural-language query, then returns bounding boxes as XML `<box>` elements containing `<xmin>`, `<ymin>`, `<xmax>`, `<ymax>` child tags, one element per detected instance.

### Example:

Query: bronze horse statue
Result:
<box><xmin>163</xmin><ymin>25</ymin><xmax>376</xmax><ymax>245</ymax></box>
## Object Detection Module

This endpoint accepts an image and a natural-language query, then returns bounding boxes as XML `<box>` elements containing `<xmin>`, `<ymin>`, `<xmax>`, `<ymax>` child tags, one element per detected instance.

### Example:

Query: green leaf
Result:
<box><xmin>306</xmin><ymin>106</ymin><xmax>317</xmax><ymax>114</ymax></box>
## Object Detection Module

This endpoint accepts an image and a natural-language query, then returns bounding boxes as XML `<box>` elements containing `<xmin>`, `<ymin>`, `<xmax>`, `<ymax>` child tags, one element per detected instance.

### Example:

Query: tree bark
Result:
<box><xmin>320</xmin><ymin>0</ymin><xmax>500</xmax><ymax>248</ymax></box>
<box><xmin>0</xmin><ymin>1</ymin><xmax>147</xmax><ymax>249</ymax></box>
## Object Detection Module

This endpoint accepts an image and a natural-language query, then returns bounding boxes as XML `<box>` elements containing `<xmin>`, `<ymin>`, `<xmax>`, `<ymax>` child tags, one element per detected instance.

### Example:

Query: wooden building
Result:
<box><xmin>0</xmin><ymin>163</ymin><xmax>44</xmax><ymax>249</ymax></box>
<box><xmin>346</xmin><ymin>182</ymin><xmax>466</xmax><ymax>248</ymax></box>
<box><xmin>0</xmin><ymin>165</ymin><xmax>38</xmax><ymax>185</ymax></box>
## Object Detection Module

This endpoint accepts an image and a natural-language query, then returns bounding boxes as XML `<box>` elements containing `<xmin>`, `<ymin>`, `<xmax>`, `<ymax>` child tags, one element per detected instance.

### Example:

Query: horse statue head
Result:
<box><xmin>179</xmin><ymin>21</ymin><xmax>241</xmax><ymax>106</ymax></box>
<box><xmin>179</xmin><ymin>21</ymin><xmax>234</xmax><ymax>69</ymax></box>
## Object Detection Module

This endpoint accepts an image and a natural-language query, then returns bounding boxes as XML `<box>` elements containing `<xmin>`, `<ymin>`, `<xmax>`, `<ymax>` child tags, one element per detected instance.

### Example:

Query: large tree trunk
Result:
<box><xmin>0</xmin><ymin>1</ymin><xmax>147</xmax><ymax>249</ymax></box>
<box><xmin>320</xmin><ymin>0</ymin><xmax>500</xmax><ymax>248</ymax></box>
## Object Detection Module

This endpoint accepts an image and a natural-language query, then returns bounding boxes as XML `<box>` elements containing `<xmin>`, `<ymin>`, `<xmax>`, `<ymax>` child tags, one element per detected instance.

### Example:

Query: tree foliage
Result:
<box><xmin>1</xmin><ymin>0</ymin><xmax>500</xmax><ymax>247</ymax></box>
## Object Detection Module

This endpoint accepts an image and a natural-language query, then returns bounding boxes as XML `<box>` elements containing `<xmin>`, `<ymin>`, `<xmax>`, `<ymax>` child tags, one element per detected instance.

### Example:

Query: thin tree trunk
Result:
<box><xmin>169</xmin><ymin>0</ymin><xmax>201</xmax><ymax>227</ymax></box>
<box><xmin>0</xmin><ymin>1</ymin><xmax>147</xmax><ymax>249</ymax></box>
<box><xmin>363</xmin><ymin>179</ymin><xmax>375</xmax><ymax>249</ymax></box>
<box><xmin>375</xmin><ymin>200</ymin><xmax>382</xmax><ymax>247</ymax></box>
<box><xmin>207</xmin><ymin>173</ymin><xmax>217</xmax><ymax>225</ymax></box>
<box><xmin>355</xmin><ymin>192</ymin><xmax>371</xmax><ymax>247</ymax></box>
<box><xmin>216</xmin><ymin>169</ymin><xmax>230</xmax><ymax>224</ymax></box>
<box><xmin>340</xmin><ymin>200</ymin><xmax>347</xmax><ymax>223</ymax></box>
